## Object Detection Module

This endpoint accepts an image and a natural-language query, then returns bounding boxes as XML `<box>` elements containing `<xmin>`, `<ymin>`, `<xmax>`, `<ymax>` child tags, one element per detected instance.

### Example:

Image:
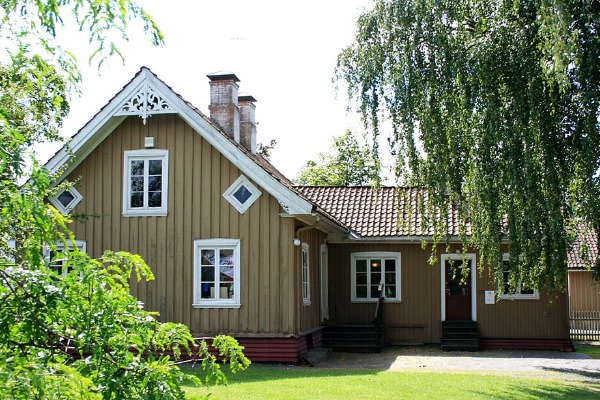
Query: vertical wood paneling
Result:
<box><xmin>259</xmin><ymin>196</ymin><xmax>270</xmax><ymax>332</ymax></box>
<box><xmin>248</xmin><ymin>188</ymin><xmax>260</xmax><ymax>333</ymax></box>
<box><xmin>280</xmin><ymin>218</ymin><xmax>296</xmax><ymax>333</ymax></box>
<box><xmin>181</xmin><ymin>120</ymin><xmax>194</xmax><ymax>326</ymax></box>
<box><xmin>65</xmin><ymin>114</ymin><xmax>302</xmax><ymax>337</ymax></box>
<box><xmin>110</xmin><ymin>121</ymin><xmax>122</xmax><ymax>254</ymax></box>
<box><xmin>189</xmin><ymin>130</ymin><xmax>201</xmax><ymax>330</ymax></box>
<box><xmin>297</xmin><ymin>228</ymin><xmax>326</xmax><ymax>332</ymax></box>
<box><xmin>569</xmin><ymin>271</ymin><xmax>600</xmax><ymax>312</ymax></box>
<box><xmin>171</xmin><ymin>114</ymin><xmax>184</xmax><ymax>323</ymax></box>
<box><xmin>327</xmin><ymin>242</ymin><xmax>568</xmax><ymax>343</ymax></box>
<box><xmin>269</xmin><ymin>197</ymin><xmax>281</xmax><ymax>332</ymax></box>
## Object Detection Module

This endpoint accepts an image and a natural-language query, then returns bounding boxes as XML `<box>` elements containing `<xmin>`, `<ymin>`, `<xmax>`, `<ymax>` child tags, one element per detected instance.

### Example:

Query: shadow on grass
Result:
<box><xmin>541</xmin><ymin>366</ymin><xmax>600</xmax><ymax>381</ymax></box>
<box><xmin>470</xmin><ymin>380</ymin><xmax>600</xmax><ymax>400</ymax></box>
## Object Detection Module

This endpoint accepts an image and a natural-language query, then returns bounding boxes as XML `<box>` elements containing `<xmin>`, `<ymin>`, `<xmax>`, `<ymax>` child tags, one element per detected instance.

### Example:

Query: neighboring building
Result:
<box><xmin>45</xmin><ymin>67</ymin><xmax>578</xmax><ymax>362</ymax></box>
<box><xmin>567</xmin><ymin>226</ymin><xmax>600</xmax><ymax>340</ymax></box>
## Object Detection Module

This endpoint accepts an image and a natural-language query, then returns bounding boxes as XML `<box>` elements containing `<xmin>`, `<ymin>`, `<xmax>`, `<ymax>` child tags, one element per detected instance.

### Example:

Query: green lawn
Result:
<box><xmin>575</xmin><ymin>342</ymin><xmax>600</xmax><ymax>359</ymax></box>
<box><xmin>181</xmin><ymin>364</ymin><xmax>600</xmax><ymax>400</ymax></box>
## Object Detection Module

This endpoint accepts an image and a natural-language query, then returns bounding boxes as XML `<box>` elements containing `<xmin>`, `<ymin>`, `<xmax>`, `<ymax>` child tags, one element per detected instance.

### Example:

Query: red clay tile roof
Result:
<box><xmin>296</xmin><ymin>187</ymin><xmax>597</xmax><ymax>270</ymax></box>
<box><xmin>568</xmin><ymin>224</ymin><xmax>598</xmax><ymax>270</ymax></box>
<box><xmin>295</xmin><ymin>186</ymin><xmax>469</xmax><ymax>238</ymax></box>
<box><xmin>295</xmin><ymin>186</ymin><xmax>399</xmax><ymax>237</ymax></box>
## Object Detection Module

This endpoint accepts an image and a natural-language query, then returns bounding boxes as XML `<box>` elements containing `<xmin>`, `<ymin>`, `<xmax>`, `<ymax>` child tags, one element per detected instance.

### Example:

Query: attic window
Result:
<box><xmin>49</xmin><ymin>183</ymin><xmax>83</xmax><ymax>215</ymax></box>
<box><xmin>123</xmin><ymin>149</ymin><xmax>169</xmax><ymax>216</ymax></box>
<box><xmin>233</xmin><ymin>186</ymin><xmax>253</xmax><ymax>204</ymax></box>
<box><xmin>223</xmin><ymin>175</ymin><xmax>261</xmax><ymax>214</ymax></box>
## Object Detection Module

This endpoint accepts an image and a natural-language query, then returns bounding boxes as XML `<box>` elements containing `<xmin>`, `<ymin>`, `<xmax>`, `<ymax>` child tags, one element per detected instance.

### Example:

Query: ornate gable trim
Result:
<box><xmin>115</xmin><ymin>81</ymin><xmax>175</xmax><ymax>124</ymax></box>
<box><xmin>45</xmin><ymin>67</ymin><xmax>316</xmax><ymax>216</ymax></box>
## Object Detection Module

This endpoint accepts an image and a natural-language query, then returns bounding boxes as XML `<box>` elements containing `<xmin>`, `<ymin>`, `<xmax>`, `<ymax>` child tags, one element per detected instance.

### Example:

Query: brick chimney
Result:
<box><xmin>238</xmin><ymin>93</ymin><xmax>257</xmax><ymax>154</ymax></box>
<box><xmin>207</xmin><ymin>71</ymin><xmax>240</xmax><ymax>142</ymax></box>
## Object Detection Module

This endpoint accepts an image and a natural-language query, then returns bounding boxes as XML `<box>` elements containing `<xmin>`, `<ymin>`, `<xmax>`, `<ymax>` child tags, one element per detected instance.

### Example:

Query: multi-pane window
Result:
<box><xmin>193</xmin><ymin>239</ymin><xmax>241</xmax><ymax>308</ymax></box>
<box><xmin>45</xmin><ymin>240</ymin><xmax>86</xmax><ymax>277</ymax></box>
<box><xmin>302</xmin><ymin>243</ymin><xmax>310</xmax><ymax>305</ymax></box>
<box><xmin>123</xmin><ymin>150</ymin><xmax>168</xmax><ymax>216</ymax></box>
<box><xmin>500</xmin><ymin>255</ymin><xmax>539</xmax><ymax>299</ymax></box>
<box><xmin>351</xmin><ymin>252</ymin><xmax>401</xmax><ymax>302</ymax></box>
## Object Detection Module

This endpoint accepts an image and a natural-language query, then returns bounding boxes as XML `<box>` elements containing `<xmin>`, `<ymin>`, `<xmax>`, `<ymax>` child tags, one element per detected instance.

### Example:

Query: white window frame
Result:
<box><xmin>193</xmin><ymin>238</ymin><xmax>241</xmax><ymax>308</ymax></box>
<box><xmin>301</xmin><ymin>242</ymin><xmax>311</xmax><ymax>305</ymax></box>
<box><xmin>499</xmin><ymin>254</ymin><xmax>540</xmax><ymax>300</ymax></box>
<box><xmin>44</xmin><ymin>240</ymin><xmax>87</xmax><ymax>277</ymax></box>
<box><xmin>351</xmin><ymin>252</ymin><xmax>401</xmax><ymax>303</ymax></box>
<box><xmin>123</xmin><ymin>149</ymin><xmax>169</xmax><ymax>216</ymax></box>
<box><xmin>48</xmin><ymin>181</ymin><xmax>83</xmax><ymax>215</ymax></box>
<box><xmin>223</xmin><ymin>175</ymin><xmax>262</xmax><ymax>214</ymax></box>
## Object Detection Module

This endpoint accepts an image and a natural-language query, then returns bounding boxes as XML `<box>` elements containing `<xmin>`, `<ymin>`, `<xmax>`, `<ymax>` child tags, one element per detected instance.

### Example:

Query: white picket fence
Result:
<box><xmin>570</xmin><ymin>311</ymin><xmax>600</xmax><ymax>341</ymax></box>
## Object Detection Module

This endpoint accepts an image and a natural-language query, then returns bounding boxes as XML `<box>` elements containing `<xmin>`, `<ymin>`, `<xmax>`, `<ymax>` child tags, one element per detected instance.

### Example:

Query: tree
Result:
<box><xmin>336</xmin><ymin>0</ymin><xmax>600</xmax><ymax>291</ymax></box>
<box><xmin>257</xmin><ymin>139</ymin><xmax>277</xmax><ymax>160</ymax></box>
<box><xmin>295</xmin><ymin>130</ymin><xmax>380</xmax><ymax>186</ymax></box>
<box><xmin>0</xmin><ymin>1</ymin><xmax>248</xmax><ymax>398</ymax></box>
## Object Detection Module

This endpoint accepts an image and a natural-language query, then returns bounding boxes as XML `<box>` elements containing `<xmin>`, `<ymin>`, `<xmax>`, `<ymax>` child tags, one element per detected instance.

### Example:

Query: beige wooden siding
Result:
<box><xmin>569</xmin><ymin>271</ymin><xmax>600</xmax><ymax>312</ymax></box>
<box><xmin>328</xmin><ymin>242</ymin><xmax>569</xmax><ymax>343</ymax></box>
<box><xmin>67</xmin><ymin>114</ymin><xmax>299</xmax><ymax>336</ymax></box>
<box><xmin>297</xmin><ymin>228</ymin><xmax>327</xmax><ymax>333</ymax></box>
<box><xmin>477</xmin><ymin>268</ymin><xmax>568</xmax><ymax>339</ymax></box>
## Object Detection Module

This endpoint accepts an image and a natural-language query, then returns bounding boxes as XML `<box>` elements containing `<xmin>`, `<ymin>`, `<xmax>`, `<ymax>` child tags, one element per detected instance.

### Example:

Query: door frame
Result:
<box><xmin>440</xmin><ymin>253</ymin><xmax>477</xmax><ymax>322</ymax></box>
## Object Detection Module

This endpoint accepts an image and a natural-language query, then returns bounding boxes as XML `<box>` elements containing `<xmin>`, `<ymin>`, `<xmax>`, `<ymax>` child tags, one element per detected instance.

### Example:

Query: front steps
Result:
<box><xmin>441</xmin><ymin>320</ymin><xmax>479</xmax><ymax>351</ymax></box>
<box><xmin>322</xmin><ymin>324</ymin><xmax>384</xmax><ymax>353</ymax></box>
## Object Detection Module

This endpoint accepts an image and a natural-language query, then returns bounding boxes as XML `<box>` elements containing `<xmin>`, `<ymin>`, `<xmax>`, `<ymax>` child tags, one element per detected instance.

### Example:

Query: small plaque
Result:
<box><xmin>485</xmin><ymin>290</ymin><xmax>495</xmax><ymax>304</ymax></box>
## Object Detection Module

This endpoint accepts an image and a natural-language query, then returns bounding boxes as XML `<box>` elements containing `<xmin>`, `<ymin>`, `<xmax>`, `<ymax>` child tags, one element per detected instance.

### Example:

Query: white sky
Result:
<box><xmin>41</xmin><ymin>0</ymin><xmax>385</xmax><ymax>181</ymax></box>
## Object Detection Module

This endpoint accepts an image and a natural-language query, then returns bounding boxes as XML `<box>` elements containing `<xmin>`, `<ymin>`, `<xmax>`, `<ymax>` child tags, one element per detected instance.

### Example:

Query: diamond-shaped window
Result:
<box><xmin>57</xmin><ymin>190</ymin><xmax>76</xmax><ymax>208</ymax></box>
<box><xmin>233</xmin><ymin>185</ymin><xmax>253</xmax><ymax>204</ymax></box>
<box><xmin>49</xmin><ymin>182</ymin><xmax>83</xmax><ymax>215</ymax></box>
<box><xmin>223</xmin><ymin>176</ymin><xmax>261</xmax><ymax>214</ymax></box>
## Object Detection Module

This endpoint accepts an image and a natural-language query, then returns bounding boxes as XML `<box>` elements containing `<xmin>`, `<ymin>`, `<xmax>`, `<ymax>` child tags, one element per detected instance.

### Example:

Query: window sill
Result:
<box><xmin>192</xmin><ymin>302</ymin><xmax>241</xmax><ymax>309</ymax></box>
<box><xmin>302</xmin><ymin>300</ymin><xmax>312</xmax><ymax>306</ymax></box>
<box><xmin>123</xmin><ymin>210</ymin><xmax>168</xmax><ymax>217</ymax></box>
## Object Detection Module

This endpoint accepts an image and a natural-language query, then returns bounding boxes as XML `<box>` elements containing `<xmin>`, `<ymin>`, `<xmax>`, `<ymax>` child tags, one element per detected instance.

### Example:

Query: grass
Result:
<box><xmin>574</xmin><ymin>342</ymin><xmax>600</xmax><ymax>359</ymax></box>
<box><xmin>181</xmin><ymin>364</ymin><xmax>600</xmax><ymax>400</ymax></box>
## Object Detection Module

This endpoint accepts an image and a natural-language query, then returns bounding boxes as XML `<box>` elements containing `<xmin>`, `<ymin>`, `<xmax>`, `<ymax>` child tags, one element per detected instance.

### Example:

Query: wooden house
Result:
<box><xmin>567</xmin><ymin>226</ymin><xmax>600</xmax><ymax>341</ymax></box>
<box><xmin>45</xmin><ymin>68</ymin><xmax>575</xmax><ymax>362</ymax></box>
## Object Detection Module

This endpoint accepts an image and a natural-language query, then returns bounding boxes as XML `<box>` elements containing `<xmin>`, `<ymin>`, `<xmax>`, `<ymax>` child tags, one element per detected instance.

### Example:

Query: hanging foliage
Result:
<box><xmin>337</xmin><ymin>0</ymin><xmax>600</xmax><ymax>291</ymax></box>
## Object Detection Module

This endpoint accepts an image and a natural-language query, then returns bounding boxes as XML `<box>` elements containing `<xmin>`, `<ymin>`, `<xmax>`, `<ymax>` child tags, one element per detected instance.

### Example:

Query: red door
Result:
<box><xmin>445</xmin><ymin>259</ymin><xmax>472</xmax><ymax>320</ymax></box>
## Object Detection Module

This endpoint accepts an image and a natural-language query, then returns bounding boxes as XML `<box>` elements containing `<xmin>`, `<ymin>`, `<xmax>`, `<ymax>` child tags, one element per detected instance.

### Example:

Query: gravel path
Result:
<box><xmin>316</xmin><ymin>345</ymin><xmax>600</xmax><ymax>382</ymax></box>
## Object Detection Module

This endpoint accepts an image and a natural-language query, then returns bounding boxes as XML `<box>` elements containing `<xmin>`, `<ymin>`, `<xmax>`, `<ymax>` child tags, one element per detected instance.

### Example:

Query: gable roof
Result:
<box><xmin>44</xmin><ymin>67</ymin><xmax>346</xmax><ymax>228</ymax></box>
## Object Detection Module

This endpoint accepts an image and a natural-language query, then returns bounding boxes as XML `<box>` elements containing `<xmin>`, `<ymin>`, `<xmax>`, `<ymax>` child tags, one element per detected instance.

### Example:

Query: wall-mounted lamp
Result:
<box><xmin>293</xmin><ymin>239</ymin><xmax>301</xmax><ymax>247</ymax></box>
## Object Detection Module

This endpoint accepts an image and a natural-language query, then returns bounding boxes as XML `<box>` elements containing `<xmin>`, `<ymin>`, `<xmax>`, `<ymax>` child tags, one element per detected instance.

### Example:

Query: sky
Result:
<box><xmin>42</xmin><ymin>0</ymin><xmax>383</xmax><ymax>181</ymax></box>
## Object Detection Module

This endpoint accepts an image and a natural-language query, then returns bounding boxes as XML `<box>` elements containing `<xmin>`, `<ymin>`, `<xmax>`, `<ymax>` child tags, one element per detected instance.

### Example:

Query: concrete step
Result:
<box><xmin>305</xmin><ymin>347</ymin><xmax>333</xmax><ymax>365</ymax></box>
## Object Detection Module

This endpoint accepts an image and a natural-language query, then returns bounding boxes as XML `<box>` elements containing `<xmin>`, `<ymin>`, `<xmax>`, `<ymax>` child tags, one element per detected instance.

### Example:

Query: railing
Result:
<box><xmin>373</xmin><ymin>296</ymin><xmax>384</xmax><ymax>325</ymax></box>
<box><xmin>570</xmin><ymin>311</ymin><xmax>600</xmax><ymax>341</ymax></box>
